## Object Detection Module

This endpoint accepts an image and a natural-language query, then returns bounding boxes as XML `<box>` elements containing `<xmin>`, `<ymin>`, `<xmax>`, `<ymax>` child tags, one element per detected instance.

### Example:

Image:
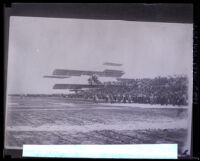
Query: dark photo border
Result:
<box><xmin>2</xmin><ymin>2</ymin><xmax>199</xmax><ymax>159</ymax></box>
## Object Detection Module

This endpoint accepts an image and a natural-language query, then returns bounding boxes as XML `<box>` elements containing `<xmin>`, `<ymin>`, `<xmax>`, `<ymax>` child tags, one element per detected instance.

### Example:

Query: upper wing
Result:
<box><xmin>52</xmin><ymin>69</ymin><xmax>124</xmax><ymax>77</ymax></box>
<box><xmin>43</xmin><ymin>75</ymin><xmax>71</xmax><ymax>79</ymax></box>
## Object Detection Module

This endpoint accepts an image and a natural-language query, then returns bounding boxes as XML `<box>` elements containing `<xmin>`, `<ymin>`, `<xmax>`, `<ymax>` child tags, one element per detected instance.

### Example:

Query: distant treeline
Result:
<box><xmin>68</xmin><ymin>75</ymin><xmax>189</xmax><ymax>106</ymax></box>
<box><xmin>9</xmin><ymin>75</ymin><xmax>189</xmax><ymax>106</ymax></box>
<box><xmin>8</xmin><ymin>94</ymin><xmax>66</xmax><ymax>97</ymax></box>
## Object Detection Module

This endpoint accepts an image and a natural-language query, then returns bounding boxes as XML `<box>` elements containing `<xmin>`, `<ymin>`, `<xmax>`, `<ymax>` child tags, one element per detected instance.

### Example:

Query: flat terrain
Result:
<box><xmin>5</xmin><ymin>96</ymin><xmax>189</xmax><ymax>155</ymax></box>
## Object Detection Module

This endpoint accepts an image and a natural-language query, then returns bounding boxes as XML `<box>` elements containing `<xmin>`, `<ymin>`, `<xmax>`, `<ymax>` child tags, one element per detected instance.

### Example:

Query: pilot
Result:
<box><xmin>93</xmin><ymin>95</ymin><xmax>98</xmax><ymax>103</ymax></box>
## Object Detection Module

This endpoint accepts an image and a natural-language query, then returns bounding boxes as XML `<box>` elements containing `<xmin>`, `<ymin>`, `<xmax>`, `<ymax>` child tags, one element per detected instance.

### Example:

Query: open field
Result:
<box><xmin>5</xmin><ymin>96</ymin><xmax>189</xmax><ymax>155</ymax></box>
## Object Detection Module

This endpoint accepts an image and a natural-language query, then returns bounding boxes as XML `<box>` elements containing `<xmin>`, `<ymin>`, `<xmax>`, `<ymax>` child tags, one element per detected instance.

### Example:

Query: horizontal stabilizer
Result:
<box><xmin>103</xmin><ymin>62</ymin><xmax>123</xmax><ymax>66</ymax></box>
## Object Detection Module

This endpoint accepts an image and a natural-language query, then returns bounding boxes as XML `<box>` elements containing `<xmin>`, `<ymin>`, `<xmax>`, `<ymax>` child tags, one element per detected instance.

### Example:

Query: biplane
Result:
<box><xmin>44</xmin><ymin>66</ymin><xmax>125</xmax><ymax>90</ymax></box>
<box><xmin>43</xmin><ymin>63</ymin><xmax>139</xmax><ymax>104</ymax></box>
<box><xmin>43</xmin><ymin>62</ymin><xmax>142</xmax><ymax>103</ymax></box>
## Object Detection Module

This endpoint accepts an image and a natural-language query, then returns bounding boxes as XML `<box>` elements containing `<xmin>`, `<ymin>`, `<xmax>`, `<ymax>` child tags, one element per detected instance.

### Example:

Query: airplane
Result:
<box><xmin>43</xmin><ymin>67</ymin><xmax>135</xmax><ymax>103</ymax></box>
<box><xmin>44</xmin><ymin>67</ymin><xmax>126</xmax><ymax>90</ymax></box>
<box><xmin>44</xmin><ymin>62</ymin><xmax>126</xmax><ymax>93</ymax></box>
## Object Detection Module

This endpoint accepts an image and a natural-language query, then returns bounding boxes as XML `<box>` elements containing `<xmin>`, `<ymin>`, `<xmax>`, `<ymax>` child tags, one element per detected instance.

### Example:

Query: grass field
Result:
<box><xmin>5</xmin><ymin>96</ymin><xmax>189</xmax><ymax>155</ymax></box>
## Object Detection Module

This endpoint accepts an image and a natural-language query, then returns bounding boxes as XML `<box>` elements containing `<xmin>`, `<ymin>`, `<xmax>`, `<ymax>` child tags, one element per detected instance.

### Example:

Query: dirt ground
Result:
<box><xmin>5</xmin><ymin>96</ymin><xmax>189</xmax><ymax>155</ymax></box>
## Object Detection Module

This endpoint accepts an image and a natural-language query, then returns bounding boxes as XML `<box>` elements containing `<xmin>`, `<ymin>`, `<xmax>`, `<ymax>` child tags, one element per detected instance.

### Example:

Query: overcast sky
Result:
<box><xmin>7</xmin><ymin>16</ymin><xmax>193</xmax><ymax>94</ymax></box>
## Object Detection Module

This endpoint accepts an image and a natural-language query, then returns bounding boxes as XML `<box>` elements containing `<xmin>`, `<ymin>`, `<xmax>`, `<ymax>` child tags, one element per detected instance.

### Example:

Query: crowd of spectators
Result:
<box><xmin>67</xmin><ymin>75</ymin><xmax>188</xmax><ymax>106</ymax></box>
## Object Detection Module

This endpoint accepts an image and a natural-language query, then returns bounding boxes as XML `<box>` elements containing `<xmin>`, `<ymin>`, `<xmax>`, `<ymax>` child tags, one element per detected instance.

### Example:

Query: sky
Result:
<box><xmin>7</xmin><ymin>16</ymin><xmax>193</xmax><ymax>94</ymax></box>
